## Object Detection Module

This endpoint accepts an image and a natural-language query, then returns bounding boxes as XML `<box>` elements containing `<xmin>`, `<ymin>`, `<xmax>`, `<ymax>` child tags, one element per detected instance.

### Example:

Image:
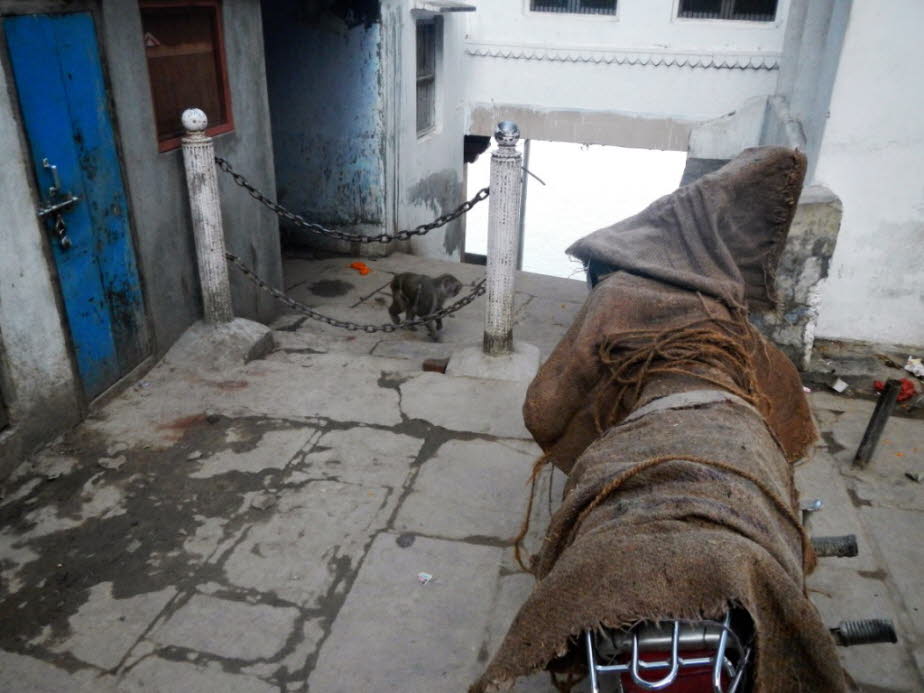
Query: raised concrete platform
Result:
<box><xmin>162</xmin><ymin>317</ymin><xmax>274</xmax><ymax>372</ymax></box>
<box><xmin>446</xmin><ymin>342</ymin><xmax>541</xmax><ymax>382</ymax></box>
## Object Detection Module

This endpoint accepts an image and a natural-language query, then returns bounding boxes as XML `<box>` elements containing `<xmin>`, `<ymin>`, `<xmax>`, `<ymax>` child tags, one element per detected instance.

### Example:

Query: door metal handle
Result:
<box><xmin>37</xmin><ymin>158</ymin><xmax>78</xmax><ymax>249</ymax></box>
<box><xmin>37</xmin><ymin>195</ymin><xmax>80</xmax><ymax>218</ymax></box>
<box><xmin>42</xmin><ymin>157</ymin><xmax>62</xmax><ymax>195</ymax></box>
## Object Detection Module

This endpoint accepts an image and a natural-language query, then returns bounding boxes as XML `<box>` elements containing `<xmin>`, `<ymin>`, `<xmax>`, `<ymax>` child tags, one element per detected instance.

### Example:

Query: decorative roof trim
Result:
<box><xmin>464</xmin><ymin>43</ymin><xmax>781</xmax><ymax>70</ymax></box>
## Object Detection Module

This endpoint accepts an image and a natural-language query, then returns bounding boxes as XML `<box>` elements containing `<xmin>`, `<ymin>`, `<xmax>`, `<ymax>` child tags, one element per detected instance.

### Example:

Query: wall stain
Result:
<box><xmin>407</xmin><ymin>169</ymin><xmax>463</xmax><ymax>255</ymax></box>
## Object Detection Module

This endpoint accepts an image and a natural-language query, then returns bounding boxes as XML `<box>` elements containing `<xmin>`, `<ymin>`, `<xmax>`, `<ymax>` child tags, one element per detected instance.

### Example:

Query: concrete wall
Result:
<box><xmin>751</xmin><ymin>185</ymin><xmax>842</xmax><ymax>369</ymax></box>
<box><xmin>383</xmin><ymin>1</ymin><xmax>470</xmax><ymax>260</ymax></box>
<box><xmin>0</xmin><ymin>48</ymin><xmax>82</xmax><ymax>473</ymax></box>
<box><xmin>464</xmin><ymin>0</ymin><xmax>789</xmax><ymax>149</ymax></box>
<box><xmin>772</xmin><ymin>0</ymin><xmax>850</xmax><ymax>182</ymax></box>
<box><xmin>102</xmin><ymin>0</ymin><xmax>281</xmax><ymax>344</ymax></box>
<box><xmin>0</xmin><ymin>0</ymin><xmax>279</xmax><ymax>471</ymax></box>
<box><xmin>813</xmin><ymin>0</ymin><xmax>924</xmax><ymax>348</ymax></box>
<box><xmin>262</xmin><ymin>3</ymin><xmax>386</xmax><ymax>241</ymax></box>
<box><xmin>687</xmin><ymin>95</ymin><xmax>769</xmax><ymax>159</ymax></box>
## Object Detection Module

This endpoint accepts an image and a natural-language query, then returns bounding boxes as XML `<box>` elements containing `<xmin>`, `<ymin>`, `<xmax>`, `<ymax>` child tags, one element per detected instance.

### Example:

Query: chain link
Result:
<box><xmin>215</xmin><ymin>157</ymin><xmax>489</xmax><ymax>244</ymax></box>
<box><xmin>226</xmin><ymin>253</ymin><xmax>486</xmax><ymax>333</ymax></box>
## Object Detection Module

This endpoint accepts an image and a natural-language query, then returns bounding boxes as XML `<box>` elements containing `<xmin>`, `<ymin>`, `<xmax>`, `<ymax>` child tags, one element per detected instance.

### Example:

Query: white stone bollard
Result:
<box><xmin>483</xmin><ymin>121</ymin><xmax>523</xmax><ymax>356</ymax></box>
<box><xmin>181</xmin><ymin>108</ymin><xmax>233</xmax><ymax>323</ymax></box>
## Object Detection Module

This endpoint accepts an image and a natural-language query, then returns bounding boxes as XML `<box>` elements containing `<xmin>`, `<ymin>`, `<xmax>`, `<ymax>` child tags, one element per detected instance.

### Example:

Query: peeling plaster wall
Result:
<box><xmin>262</xmin><ymin>1</ymin><xmax>386</xmax><ymax>246</ymax></box>
<box><xmin>382</xmin><ymin>2</ymin><xmax>469</xmax><ymax>261</ymax></box>
<box><xmin>813</xmin><ymin>0</ymin><xmax>924</xmax><ymax>348</ymax></box>
<box><xmin>463</xmin><ymin>0</ymin><xmax>788</xmax><ymax>148</ymax></box>
<box><xmin>751</xmin><ymin>186</ymin><xmax>842</xmax><ymax>369</ymax></box>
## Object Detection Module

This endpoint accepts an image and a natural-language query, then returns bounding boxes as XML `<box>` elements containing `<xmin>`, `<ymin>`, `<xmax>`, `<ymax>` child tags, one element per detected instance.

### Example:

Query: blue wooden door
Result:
<box><xmin>5</xmin><ymin>12</ymin><xmax>147</xmax><ymax>399</ymax></box>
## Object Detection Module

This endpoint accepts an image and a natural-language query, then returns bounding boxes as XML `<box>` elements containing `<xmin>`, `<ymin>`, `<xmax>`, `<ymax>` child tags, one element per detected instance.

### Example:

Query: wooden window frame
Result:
<box><xmin>140</xmin><ymin>0</ymin><xmax>234</xmax><ymax>153</ymax></box>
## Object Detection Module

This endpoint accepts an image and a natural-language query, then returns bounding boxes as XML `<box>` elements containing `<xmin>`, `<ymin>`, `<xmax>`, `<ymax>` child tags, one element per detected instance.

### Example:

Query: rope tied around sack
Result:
<box><xmin>512</xmin><ymin>317</ymin><xmax>786</xmax><ymax>574</ymax></box>
<box><xmin>593</xmin><ymin>317</ymin><xmax>771</xmax><ymax>433</ymax></box>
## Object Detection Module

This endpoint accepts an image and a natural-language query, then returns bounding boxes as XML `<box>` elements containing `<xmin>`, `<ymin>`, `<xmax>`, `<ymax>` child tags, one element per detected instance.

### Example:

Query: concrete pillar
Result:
<box><xmin>483</xmin><ymin>121</ymin><xmax>523</xmax><ymax>356</ymax></box>
<box><xmin>750</xmin><ymin>185</ymin><xmax>842</xmax><ymax>370</ymax></box>
<box><xmin>181</xmin><ymin>108</ymin><xmax>233</xmax><ymax>323</ymax></box>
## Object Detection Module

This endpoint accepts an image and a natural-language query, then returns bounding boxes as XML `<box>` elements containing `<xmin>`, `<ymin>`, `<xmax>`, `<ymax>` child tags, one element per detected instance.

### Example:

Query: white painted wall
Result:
<box><xmin>383</xmin><ymin>1</ymin><xmax>470</xmax><ymax>260</ymax></box>
<box><xmin>463</xmin><ymin>0</ymin><xmax>789</xmax><ymax>148</ymax></box>
<box><xmin>813</xmin><ymin>0</ymin><xmax>924</xmax><ymax>347</ymax></box>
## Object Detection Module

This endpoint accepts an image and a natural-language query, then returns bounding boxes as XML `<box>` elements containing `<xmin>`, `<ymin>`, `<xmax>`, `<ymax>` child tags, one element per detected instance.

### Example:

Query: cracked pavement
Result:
<box><xmin>0</xmin><ymin>253</ymin><xmax>921</xmax><ymax>692</ymax></box>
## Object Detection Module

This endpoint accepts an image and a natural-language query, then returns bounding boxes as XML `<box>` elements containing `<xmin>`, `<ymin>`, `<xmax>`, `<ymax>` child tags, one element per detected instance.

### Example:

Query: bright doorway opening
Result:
<box><xmin>464</xmin><ymin>141</ymin><xmax>687</xmax><ymax>279</ymax></box>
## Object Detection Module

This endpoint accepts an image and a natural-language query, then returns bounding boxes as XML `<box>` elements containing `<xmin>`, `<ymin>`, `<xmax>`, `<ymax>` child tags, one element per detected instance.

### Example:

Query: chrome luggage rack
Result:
<box><xmin>585</xmin><ymin>613</ymin><xmax>751</xmax><ymax>692</ymax></box>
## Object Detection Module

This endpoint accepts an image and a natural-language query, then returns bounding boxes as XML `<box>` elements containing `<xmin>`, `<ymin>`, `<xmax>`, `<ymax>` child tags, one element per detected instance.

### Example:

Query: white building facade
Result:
<box><xmin>460</xmin><ymin>0</ymin><xmax>924</xmax><ymax>349</ymax></box>
<box><xmin>464</xmin><ymin>0</ymin><xmax>789</xmax><ymax>150</ymax></box>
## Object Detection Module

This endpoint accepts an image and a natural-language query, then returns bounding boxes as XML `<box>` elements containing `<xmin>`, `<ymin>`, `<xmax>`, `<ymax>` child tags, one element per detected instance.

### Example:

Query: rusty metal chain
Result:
<box><xmin>214</xmin><ymin>157</ymin><xmax>489</xmax><ymax>244</ymax></box>
<box><xmin>226</xmin><ymin>252</ymin><xmax>486</xmax><ymax>333</ymax></box>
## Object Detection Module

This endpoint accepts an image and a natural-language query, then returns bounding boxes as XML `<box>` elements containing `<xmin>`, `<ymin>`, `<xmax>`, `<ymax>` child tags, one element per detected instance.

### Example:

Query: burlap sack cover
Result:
<box><xmin>472</xmin><ymin>148</ymin><xmax>846</xmax><ymax>692</ymax></box>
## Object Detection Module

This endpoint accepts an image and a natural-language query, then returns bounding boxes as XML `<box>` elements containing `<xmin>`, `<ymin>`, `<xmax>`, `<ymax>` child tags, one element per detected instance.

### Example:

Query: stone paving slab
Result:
<box><xmin>808</xmin><ymin>563</ymin><xmax>921</xmax><ymax>692</ymax></box>
<box><xmin>401</xmin><ymin>373</ymin><xmax>531</xmax><ymax>439</ymax></box>
<box><xmin>499</xmin><ymin>465</ymin><xmax>567</xmax><ymax>577</ymax></box>
<box><xmin>189</xmin><ymin>427</ymin><xmax>316</xmax><ymax>479</ymax></box>
<box><xmin>120</xmin><ymin>657</ymin><xmax>277</xmax><ymax>693</ymax></box>
<box><xmin>372</xmin><ymin>338</ymin><xmax>456</xmax><ymax>362</ymax></box>
<box><xmin>0</xmin><ymin>650</ymin><xmax>118</xmax><ymax>692</ymax></box>
<box><xmin>217</xmin><ymin>360</ymin><xmax>403</xmax><ymax>426</ymax></box>
<box><xmin>795</xmin><ymin>453</ymin><xmax>881</xmax><ymax>572</ymax></box>
<box><xmin>150</xmin><ymin>593</ymin><xmax>299</xmax><ymax>661</ymax></box>
<box><xmin>294</xmin><ymin>426</ymin><xmax>423</xmax><ymax>488</ymax></box>
<box><xmin>263</xmin><ymin>351</ymin><xmax>423</xmax><ymax>377</ymax></box>
<box><xmin>861</xmin><ymin>506</ymin><xmax>924</xmax><ymax>629</ymax></box>
<box><xmin>50</xmin><ymin>582</ymin><xmax>176</xmax><ymax>670</ymax></box>
<box><xmin>481</xmin><ymin>573</ymin><xmax>552</xmax><ymax>692</ymax></box>
<box><xmin>395</xmin><ymin>437</ymin><xmax>540</xmax><ymax>539</ymax></box>
<box><xmin>272</xmin><ymin>322</ymin><xmax>380</xmax><ymax>356</ymax></box>
<box><xmin>309</xmin><ymin>533</ymin><xmax>503</xmax><ymax>692</ymax></box>
<box><xmin>85</xmin><ymin>355</ymin><xmax>402</xmax><ymax>449</ymax></box>
<box><xmin>222</xmin><ymin>480</ymin><xmax>393</xmax><ymax>607</ymax></box>
<box><xmin>516</xmin><ymin>295</ymin><xmax>584</xmax><ymax>331</ymax></box>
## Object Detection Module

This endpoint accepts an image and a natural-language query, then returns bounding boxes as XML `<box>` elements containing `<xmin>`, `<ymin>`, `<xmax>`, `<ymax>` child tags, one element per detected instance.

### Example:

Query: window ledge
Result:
<box><xmin>413</xmin><ymin>0</ymin><xmax>476</xmax><ymax>13</ymax></box>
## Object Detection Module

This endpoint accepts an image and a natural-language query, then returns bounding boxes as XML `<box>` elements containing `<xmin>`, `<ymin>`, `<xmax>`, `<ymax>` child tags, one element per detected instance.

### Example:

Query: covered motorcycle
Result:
<box><xmin>471</xmin><ymin>148</ymin><xmax>847</xmax><ymax>692</ymax></box>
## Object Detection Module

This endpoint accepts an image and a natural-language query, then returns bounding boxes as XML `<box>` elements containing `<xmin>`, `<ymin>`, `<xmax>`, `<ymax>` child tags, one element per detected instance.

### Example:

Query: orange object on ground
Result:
<box><xmin>349</xmin><ymin>261</ymin><xmax>371</xmax><ymax>276</ymax></box>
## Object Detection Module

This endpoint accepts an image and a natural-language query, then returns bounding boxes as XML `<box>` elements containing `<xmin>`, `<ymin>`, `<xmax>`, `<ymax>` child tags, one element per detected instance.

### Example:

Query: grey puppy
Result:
<box><xmin>389</xmin><ymin>273</ymin><xmax>463</xmax><ymax>341</ymax></box>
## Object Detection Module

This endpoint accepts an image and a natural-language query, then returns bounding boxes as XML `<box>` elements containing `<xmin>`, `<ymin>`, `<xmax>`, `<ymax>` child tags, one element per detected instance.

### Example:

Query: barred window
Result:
<box><xmin>416</xmin><ymin>20</ymin><xmax>437</xmax><ymax>136</ymax></box>
<box><xmin>530</xmin><ymin>0</ymin><xmax>617</xmax><ymax>16</ymax></box>
<box><xmin>678</xmin><ymin>0</ymin><xmax>777</xmax><ymax>22</ymax></box>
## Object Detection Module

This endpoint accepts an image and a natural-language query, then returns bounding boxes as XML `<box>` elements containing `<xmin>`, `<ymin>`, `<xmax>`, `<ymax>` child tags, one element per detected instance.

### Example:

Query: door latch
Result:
<box><xmin>51</xmin><ymin>213</ymin><xmax>72</xmax><ymax>250</ymax></box>
<box><xmin>37</xmin><ymin>158</ymin><xmax>79</xmax><ymax>249</ymax></box>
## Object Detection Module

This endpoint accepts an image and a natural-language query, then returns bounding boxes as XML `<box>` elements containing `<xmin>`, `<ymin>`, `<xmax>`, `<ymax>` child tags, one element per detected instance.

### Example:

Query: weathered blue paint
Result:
<box><xmin>6</xmin><ymin>13</ymin><xmax>146</xmax><ymax>398</ymax></box>
<box><xmin>262</xmin><ymin>3</ymin><xmax>385</xmax><ymax>226</ymax></box>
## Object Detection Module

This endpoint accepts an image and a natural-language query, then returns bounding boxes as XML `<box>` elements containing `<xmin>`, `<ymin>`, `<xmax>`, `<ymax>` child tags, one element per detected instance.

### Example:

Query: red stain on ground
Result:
<box><xmin>213</xmin><ymin>380</ymin><xmax>249</xmax><ymax>391</ymax></box>
<box><xmin>158</xmin><ymin>413</ymin><xmax>207</xmax><ymax>431</ymax></box>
